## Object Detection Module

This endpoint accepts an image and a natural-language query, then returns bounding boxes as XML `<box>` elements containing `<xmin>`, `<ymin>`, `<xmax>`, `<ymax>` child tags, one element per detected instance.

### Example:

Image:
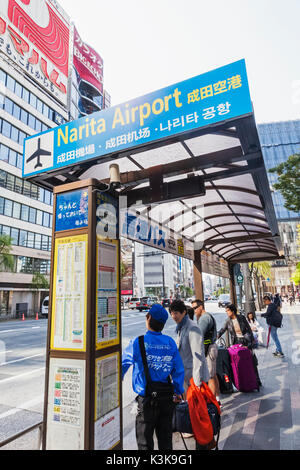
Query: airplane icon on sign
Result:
<box><xmin>26</xmin><ymin>138</ymin><xmax>52</xmax><ymax>169</ymax></box>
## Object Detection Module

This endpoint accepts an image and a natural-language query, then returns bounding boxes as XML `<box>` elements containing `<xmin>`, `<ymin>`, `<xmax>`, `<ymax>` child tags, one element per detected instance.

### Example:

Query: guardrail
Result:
<box><xmin>0</xmin><ymin>421</ymin><xmax>44</xmax><ymax>449</ymax></box>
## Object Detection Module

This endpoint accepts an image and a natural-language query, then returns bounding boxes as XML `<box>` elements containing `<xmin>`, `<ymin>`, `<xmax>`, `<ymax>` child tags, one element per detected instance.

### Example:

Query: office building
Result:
<box><xmin>0</xmin><ymin>0</ymin><xmax>106</xmax><ymax>316</ymax></box>
<box><xmin>258</xmin><ymin>120</ymin><xmax>300</xmax><ymax>294</ymax></box>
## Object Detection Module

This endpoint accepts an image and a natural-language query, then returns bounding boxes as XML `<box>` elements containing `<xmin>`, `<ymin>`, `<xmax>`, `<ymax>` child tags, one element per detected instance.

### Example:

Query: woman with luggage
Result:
<box><xmin>217</xmin><ymin>304</ymin><xmax>262</xmax><ymax>388</ymax></box>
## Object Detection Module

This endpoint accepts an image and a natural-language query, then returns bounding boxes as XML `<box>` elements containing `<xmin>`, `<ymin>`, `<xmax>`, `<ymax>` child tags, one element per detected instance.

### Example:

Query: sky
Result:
<box><xmin>60</xmin><ymin>0</ymin><xmax>300</xmax><ymax>124</ymax></box>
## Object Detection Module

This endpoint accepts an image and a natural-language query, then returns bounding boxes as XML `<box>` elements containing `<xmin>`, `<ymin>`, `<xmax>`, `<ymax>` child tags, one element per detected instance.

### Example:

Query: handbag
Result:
<box><xmin>138</xmin><ymin>336</ymin><xmax>174</xmax><ymax>405</ymax></box>
<box><xmin>172</xmin><ymin>401</ymin><xmax>193</xmax><ymax>434</ymax></box>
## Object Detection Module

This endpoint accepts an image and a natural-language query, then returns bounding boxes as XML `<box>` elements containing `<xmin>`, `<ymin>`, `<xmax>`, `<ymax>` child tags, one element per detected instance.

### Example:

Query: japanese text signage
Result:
<box><xmin>23</xmin><ymin>59</ymin><xmax>252</xmax><ymax>179</ymax></box>
<box><xmin>120</xmin><ymin>210</ymin><xmax>194</xmax><ymax>261</ymax></box>
<box><xmin>55</xmin><ymin>189</ymin><xmax>89</xmax><ymax>232</ymax></box>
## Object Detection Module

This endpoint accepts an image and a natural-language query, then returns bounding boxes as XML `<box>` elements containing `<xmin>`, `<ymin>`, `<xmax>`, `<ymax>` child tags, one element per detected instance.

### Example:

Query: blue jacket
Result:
<box><xmin>122</xmin><ymin>330</ymin><xmax>185</xmax><ymax>397</ymax></box>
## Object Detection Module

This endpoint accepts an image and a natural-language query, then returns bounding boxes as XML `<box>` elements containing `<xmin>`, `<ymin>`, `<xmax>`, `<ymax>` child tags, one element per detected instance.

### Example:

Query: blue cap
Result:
<box><xmin>149</xmin><ymin>304</ymin><xmax>169</xmax><ymax>324</ymax></box>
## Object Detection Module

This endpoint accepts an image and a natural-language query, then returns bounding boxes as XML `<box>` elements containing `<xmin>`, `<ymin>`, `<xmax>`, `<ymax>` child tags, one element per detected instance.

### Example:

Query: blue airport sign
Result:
<box><xmin>23</xmin><ymin>59</ymin><xmax>252</xmax><ymax>179</ymax></box>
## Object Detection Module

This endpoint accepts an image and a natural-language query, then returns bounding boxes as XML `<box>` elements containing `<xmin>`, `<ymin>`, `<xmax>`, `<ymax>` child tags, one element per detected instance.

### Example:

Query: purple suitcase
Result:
<box><xmin>228</xmin><ymin>344</ymin><xmax>258</xmax><ymax>392</ymax></box>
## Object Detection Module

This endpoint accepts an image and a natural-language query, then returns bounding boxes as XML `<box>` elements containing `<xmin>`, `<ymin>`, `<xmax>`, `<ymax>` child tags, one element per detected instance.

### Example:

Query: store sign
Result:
<box><xmin>73</xmin><ymin>26</ymin><xmax>103</xmax><ymax>95</ymax></box>
<box><xmin>23</xmin><ymin>59</ymin><xmax>252</xmax><ymax>178</ymax></box>
<box><xmin>0</xmin><ymin>0</ymin><xmax>70</xmax><ymax>107</ymax></box>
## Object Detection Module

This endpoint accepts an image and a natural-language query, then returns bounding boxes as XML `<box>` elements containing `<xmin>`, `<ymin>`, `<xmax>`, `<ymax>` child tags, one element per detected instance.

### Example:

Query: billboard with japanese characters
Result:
<box><xmin>23</xmin><ymin>59</ymin><xmax>252</xmax><ymax>179</ymax></box>
<box><xmin>73</xmin><ymin>26</ymin><xmax>104</xmax><ymax>95</ymax></box>
<box><xmin>0</xmin><ymin>0</ymin><xmax>71</xmax><ymax>107</ymax></box>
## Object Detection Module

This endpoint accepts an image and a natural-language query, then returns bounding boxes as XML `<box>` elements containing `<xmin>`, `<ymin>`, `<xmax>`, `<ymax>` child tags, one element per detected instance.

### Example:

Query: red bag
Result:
<box><xmin>187</xmin><ymin>379</ymin><xmax>221</xmax><ymax>447</ymax></box>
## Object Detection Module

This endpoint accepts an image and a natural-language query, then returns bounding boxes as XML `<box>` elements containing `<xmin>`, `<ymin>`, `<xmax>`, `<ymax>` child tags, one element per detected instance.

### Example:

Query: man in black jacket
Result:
<box><xmin>262</xmin><ymin>295</ymin><xmax>284</xmax><ymax>358</ymax></box>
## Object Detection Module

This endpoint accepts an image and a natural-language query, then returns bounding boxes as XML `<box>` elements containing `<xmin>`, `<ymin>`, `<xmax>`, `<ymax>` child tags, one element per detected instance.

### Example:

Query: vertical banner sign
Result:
<box><xmin>73</xmin><ymin>25</ymin><xmax>104</xmax><ymax>95</ymax></box>
<box><xmin>50</xmin><ymin>234</ymin><xmax>88</xmax><ymax>351</ymax></box>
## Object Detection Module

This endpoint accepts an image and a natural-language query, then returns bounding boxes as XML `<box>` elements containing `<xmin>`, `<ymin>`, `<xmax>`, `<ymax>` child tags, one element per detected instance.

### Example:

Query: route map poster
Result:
<box><xmin>96</xmin><ymin>237</ymin><xmax>120</xmax><ymax>350</ymax></box>
<box><xmin>51</xmin><ymin>234</ymin><xmax>88</xmax><ymax>351</ymax></box>
<box><xmin>46</xmin><ymin>358</ymin><xmax>86</xmax><ymax>450</ymax></box>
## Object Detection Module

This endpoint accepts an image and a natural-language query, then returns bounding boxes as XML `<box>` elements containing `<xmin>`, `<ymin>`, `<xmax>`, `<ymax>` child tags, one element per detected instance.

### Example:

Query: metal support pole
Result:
<box><xmin>193</xmin><ymin>250</ymin><xmax>204</xmax><ymax>301</ymax></box>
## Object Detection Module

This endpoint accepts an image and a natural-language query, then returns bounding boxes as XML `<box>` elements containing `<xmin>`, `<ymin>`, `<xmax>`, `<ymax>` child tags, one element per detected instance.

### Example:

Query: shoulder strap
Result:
<box><xmin>138</xmin><ymin>335</ymin><xmax>151</xmax><ymax>385</ymax></box>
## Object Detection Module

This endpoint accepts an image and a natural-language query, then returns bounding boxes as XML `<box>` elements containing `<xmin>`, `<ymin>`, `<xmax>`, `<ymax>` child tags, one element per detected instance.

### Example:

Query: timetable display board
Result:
<box><xmin>96</xmin><ymin>238</ymin><xmax>120</xmax><ymax>349</ymax></box>
<box><xmin>50</xmin><ymin>234</ymin><xmax>88</xmax><ymax>351</ymax></box>
<box><xmin>94</xmin><ymin>352</ymin><xmax>120</xmax><ymax>450</ymax></box>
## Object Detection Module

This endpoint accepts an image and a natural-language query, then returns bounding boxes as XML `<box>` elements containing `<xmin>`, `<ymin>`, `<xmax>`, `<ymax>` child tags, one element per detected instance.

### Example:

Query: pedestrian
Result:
<box><xmin>262</xmin><ymin>295</ymin><xmax>284</xmax><ymax>358</ymax></box>
<box><xmin>246</xmin><ymin>312</ymin><xmax>263</xmax><ymax>348</ymax></box>
<box><xmin>169</xmin><ymin>299</ymin><xmax>210</xmax><ymax>393</ymax></box>
<box><xmin>274</xmin><ymin>293</ymin><xmax>282</xmax><ymax>312</ymax></box>
<box><xmin>191</xmin><ymin>299</ymin><xmax>221</xmax><ymax>404</ymax></box>
<box><xmin>218</xmin><ymin>304</ymin><xmax>262</xmax><ymax>387</ymax></box>
<box><xmin>186</xmin><ymin>306</ymin><xmax>195</xmax><ymax>321</ymax></box>
<box><xmin>169</xmin><ymin>299</ymin><xmax>210</xmax><ymax>441</ymax></box>
<box><xmin>122</xmin><ymin>304</ymin><xmax>185</xmax><ymax>451</ymax></box>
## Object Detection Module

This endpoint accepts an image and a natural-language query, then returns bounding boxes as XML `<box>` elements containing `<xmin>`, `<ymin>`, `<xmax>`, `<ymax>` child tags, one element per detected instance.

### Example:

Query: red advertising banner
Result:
<box><xmin>0</xmin><ymin>0</ymin><xmax>70</xmax><ymax>106</ymax></box>
<box><xmin>73</xmin><ymin>26</ymin><xmax>103</xmax><ymax>95</ymax></box>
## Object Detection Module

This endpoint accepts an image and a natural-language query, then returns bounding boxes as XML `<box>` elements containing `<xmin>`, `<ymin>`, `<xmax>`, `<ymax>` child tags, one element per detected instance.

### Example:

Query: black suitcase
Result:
<box><xmin>216</xmin><ymin>347</ymin><xmax>234</xmax><ymax>394</ymax></box>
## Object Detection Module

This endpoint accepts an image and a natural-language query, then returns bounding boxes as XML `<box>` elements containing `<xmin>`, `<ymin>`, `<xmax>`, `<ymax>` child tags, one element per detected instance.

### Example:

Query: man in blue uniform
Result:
<box><xmin>122</xmin><ymin>304</ymin><xmax>185</xmax><ymax>450</ymax></box>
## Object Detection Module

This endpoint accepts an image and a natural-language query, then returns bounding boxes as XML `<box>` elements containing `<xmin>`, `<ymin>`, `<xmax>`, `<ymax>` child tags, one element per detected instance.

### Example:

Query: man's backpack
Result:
<box><xmin>272</xmin><ymin>310</ymin><xmax>283</xmax><ymax>328</ymax></box>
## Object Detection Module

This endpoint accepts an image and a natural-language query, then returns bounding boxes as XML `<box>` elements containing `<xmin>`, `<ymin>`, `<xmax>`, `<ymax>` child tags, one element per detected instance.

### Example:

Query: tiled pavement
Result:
<box><xmin>124</xmin><ymin>305</ymin><xmax>300</xmax><ymax>451</ymax></box>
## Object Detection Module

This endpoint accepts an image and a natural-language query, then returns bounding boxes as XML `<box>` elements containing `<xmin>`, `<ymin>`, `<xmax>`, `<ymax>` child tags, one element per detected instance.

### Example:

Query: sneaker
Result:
<box><xmin>273</xmin><ymin>351</ymin><xmax>284</xmax><ymax>358</ymax></box>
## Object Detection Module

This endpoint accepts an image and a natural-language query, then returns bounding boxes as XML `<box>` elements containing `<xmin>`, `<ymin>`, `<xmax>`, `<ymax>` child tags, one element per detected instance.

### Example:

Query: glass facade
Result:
<box><xmin>0</xmin><ymin>168</ymin><xmax>53</xmax><ymax>204</ymax></box>
<box><xmin>2</xmin><ymin>255</ymin><xmax>51</xmax><ymax>275</ymax></box>
<box><xmin>0</xmin><ymin>196</ymin><xmax>52</xmax><ymax>228</ymax></box>
<box><xmin>0</xmin><ymin>69</ymin><xmax>65</xmax><ymax>125</ymax></box>
<box><xmin>0</xmin><ymin>223</ymin><xmax>51</xmax><ymax>251</ymax></box>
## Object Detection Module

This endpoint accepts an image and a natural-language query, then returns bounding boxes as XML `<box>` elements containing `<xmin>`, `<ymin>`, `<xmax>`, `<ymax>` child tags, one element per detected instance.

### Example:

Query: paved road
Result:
<box><xmin>0</xmin><ymin>319</ymin><xmax>47</xmax><ymax>445</ymax></box>
<box><xmin>0</xmin><ymin>302</ymin><xmax>227</xmax><ymax>447</ymax></box>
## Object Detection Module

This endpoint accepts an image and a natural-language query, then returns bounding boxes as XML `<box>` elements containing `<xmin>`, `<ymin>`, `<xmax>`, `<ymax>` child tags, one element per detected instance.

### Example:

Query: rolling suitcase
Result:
<box><xmin>228</xmin><ymin>344</ymin><xmax>258</xmax><ymax>392</ymax></box>
<box><xmin>216</xmin><ymin>347</ymin><xmax>234</xmax><ymax>394</ymax></box>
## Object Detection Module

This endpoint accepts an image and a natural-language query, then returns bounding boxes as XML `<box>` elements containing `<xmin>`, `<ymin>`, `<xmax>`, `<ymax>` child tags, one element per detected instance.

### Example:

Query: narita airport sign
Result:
<box><xmin>23</xmin><ymin>59</ymin><xmax>252</xmax><ymax>179</ymax></box>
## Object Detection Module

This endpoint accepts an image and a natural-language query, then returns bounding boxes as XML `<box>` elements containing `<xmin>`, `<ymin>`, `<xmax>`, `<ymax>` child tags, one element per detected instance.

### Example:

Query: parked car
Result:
<box><xmin>218</xmin><ymin>294</ymin><xmax>231</xmax><ymax>308</ymax></box>
<box><xmin>137</xmin><ymin>297</ymin><xmax>158</xmax><ymax>311</ymax></box>
<box><xmin>41</xmin><ymin>296</ymin><xmax>49</xmax><ymax>318</ymax></box>
<box><xmin>204</xmin><ymin>294</ymin><xmax>211</xmax><ymax>301</ymax></box>
<box><xmin>128</xmin><ymin>297</ymin><xmax>140</xmax><ymax>309</ymax></box>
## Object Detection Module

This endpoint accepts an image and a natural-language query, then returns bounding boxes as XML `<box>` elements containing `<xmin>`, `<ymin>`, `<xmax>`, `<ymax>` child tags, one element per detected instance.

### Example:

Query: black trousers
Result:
<box><xmin>135</xmin><ymin>396</ymin><xmax>175</xmax><ymax>450</ymax></box>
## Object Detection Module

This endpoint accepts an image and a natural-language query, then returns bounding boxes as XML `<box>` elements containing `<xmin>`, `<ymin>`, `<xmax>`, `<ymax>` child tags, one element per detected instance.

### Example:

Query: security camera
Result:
<box><xmin>109</xmin><ymin>163</ymin><xmax>121</xmax><ymax>189</ymax></box>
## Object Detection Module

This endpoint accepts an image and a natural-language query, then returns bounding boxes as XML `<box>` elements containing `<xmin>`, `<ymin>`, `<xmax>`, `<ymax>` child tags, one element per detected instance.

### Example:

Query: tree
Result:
<box><xmin>0</xmin><ymin>235</ymin><xmax>14</xmax><ymax>272</ymax></box>
<box><xmin>31</xmin><ymin>273</ymin><xmax>50</xmax><ymax>291</ymax></box>
<box><xmin>31</xmin><ymin>273</ymin><xmax>50</xmax><ymax>314</ymax></box>
<box><xmin>249</xmin><ymin>261</ymin><xmax>272</xmax><ymax>309</ymax></box>
<box><xmin>291</xmin><ymin>263</ymin><xmax>300</xmax><ymax>286</ymax></box>
<box><xmin>269</xmin><ymin>153</ymin><xmax>300</xmax><ymax>212</ymax></box>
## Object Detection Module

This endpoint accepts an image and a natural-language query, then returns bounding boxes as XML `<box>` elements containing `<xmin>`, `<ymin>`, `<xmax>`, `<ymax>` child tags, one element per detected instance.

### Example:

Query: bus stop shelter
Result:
<box><xmin>22</xmin><ymin>59</ymin><xmax>283</xmax><ymax>450</ymax></box>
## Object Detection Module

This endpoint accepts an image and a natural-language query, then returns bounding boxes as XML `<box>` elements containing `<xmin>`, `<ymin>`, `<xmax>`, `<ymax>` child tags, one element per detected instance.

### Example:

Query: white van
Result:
<box><xmin>41</xmin><ymin>296</ymin><xmax>49</xmax><ymax>318</ymax></box>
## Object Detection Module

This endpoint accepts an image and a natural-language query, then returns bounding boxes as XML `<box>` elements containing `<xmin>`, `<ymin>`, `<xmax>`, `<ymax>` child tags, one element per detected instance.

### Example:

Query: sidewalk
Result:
<box><xmin>123</xmin><ymin>305</ymin><xmax>300</xmax><ymax>450</ymax></box>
